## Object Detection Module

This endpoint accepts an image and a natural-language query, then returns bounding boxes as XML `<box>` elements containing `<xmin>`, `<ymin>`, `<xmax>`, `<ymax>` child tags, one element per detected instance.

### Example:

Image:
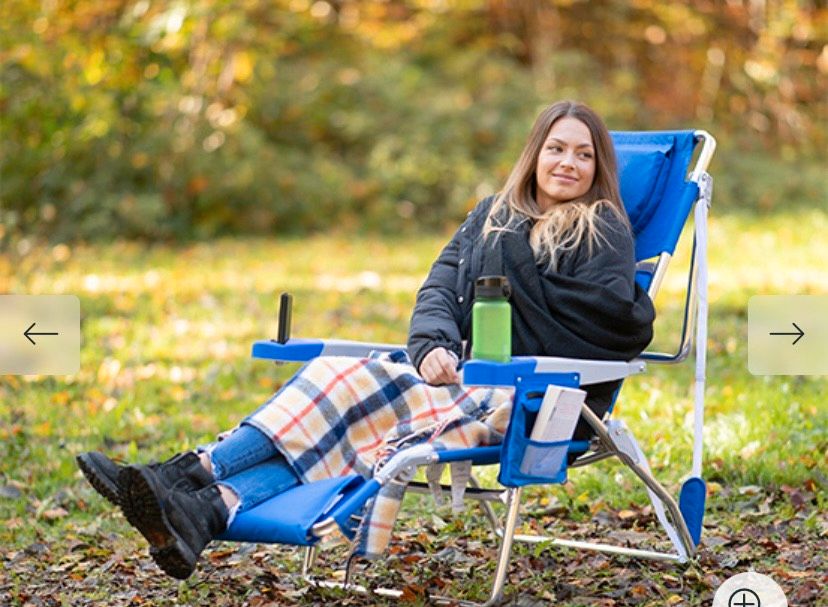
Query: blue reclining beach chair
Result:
<box><xmin>218</xmin><ymin>129</ymin><xmax>717</xmax><ymax>605</ymax></box>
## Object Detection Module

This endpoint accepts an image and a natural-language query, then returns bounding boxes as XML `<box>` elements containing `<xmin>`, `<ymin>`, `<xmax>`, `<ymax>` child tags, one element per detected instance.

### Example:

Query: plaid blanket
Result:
<box><xmin>243</xmin><ymin>352</ymin><xmax>513</xmax><ymax>557</ymax></box>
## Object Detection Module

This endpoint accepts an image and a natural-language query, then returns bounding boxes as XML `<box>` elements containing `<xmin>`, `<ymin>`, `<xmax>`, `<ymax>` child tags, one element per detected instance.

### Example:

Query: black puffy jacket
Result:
<box><xmin>407</xmin><ymin>196</ymin><xmax>649</xmax><ymax>368</ymax></box>
<box><xmin>406</xmin><ymin>196</ymin><xmax>655</xmax><ymax>438</ymax></box>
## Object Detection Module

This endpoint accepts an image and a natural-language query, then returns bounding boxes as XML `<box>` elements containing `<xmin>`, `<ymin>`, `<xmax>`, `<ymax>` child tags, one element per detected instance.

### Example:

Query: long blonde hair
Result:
<box><xmin>483</xmin><ymin>101</ymin><xmax>629</xmax><ymax>271</ymax></box>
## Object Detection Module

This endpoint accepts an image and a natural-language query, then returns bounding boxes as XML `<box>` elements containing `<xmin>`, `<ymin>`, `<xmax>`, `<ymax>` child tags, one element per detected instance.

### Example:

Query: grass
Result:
<box><xmin>1</xmin><ymin>209</ymin><xmax>827</xmax><ymax>605</ymax></box>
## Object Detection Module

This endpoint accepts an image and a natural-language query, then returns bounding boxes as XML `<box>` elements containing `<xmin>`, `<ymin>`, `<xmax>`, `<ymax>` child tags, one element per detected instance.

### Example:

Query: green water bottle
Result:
<box><xmin>471</xmin><ymin>275</ymin><xmax>512</xmax><ymax>362</ymax></box>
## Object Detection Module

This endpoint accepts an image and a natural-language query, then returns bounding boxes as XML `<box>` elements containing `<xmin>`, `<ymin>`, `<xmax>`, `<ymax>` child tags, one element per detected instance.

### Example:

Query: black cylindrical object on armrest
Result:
<box><xmin>277</xmin><ymin>292</ymin><xmax>293</xmax><ymax>344</ymax></box>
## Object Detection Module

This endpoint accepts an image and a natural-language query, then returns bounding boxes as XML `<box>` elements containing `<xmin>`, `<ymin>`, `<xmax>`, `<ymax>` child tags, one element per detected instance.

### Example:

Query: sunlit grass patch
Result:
<box><xmin>1</xmin><ymin>213</ymin><xmax>826</xmax><ymax>573</ymax></box>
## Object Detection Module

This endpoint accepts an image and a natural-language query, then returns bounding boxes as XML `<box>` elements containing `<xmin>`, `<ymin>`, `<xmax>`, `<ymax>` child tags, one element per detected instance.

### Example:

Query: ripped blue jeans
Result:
<box><xmin>205</xmin><ymin>423</ymin><xmax>300</xmax><ymax>513</ymax></box>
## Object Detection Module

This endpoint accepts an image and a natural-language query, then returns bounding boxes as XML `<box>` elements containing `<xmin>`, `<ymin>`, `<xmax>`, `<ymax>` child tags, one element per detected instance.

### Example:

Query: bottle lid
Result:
<box><xmin>475</xmin><ymin>275</ymin><xmax>511</xmax><ymax>299</ymax></box>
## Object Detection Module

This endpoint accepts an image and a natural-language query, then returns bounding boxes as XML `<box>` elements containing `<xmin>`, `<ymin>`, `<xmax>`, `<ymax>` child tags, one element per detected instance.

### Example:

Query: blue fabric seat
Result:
<box><xmin>219</xmin><ymin>475</ymin><xmax>364</xmax><ymax>545</ymax></box>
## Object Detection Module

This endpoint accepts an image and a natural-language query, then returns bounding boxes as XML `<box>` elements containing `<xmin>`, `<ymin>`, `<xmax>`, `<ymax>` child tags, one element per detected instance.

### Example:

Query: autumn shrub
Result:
<box><xmin>1</xmin><ymin>1</ymin><xmax>824</xmax><ymax>245</ymax></box>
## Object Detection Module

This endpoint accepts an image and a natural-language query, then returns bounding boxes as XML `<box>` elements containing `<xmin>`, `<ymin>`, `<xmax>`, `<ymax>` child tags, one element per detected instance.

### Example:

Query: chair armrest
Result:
<box><xmin>462</xmin><ymin>356</ymin><xmax>646</xmax><ymax>387</ymax></box>
<box><xmin>251</xmin><ymin>338</ymin><xmax>405</xmax><ymax>362</ymax></box>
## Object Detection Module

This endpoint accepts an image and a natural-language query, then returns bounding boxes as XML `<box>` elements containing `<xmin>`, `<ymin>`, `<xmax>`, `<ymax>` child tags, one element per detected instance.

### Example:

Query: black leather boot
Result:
<box><xmin>119</xmin><ymin>466</ymin><xmax>229</xmax><ymax>579</ymax></box>
<box><xmin>76</xmin><ymin>451</ymin><xmax>213</xmax><ymax>506</ymax></box>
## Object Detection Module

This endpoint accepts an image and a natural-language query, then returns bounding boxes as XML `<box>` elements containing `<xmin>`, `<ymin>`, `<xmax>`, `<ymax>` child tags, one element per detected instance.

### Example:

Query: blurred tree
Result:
<box><xmin>0</xmin><ymin>0</ymin><xmax>825</xmax><ymax>246</ymax></box>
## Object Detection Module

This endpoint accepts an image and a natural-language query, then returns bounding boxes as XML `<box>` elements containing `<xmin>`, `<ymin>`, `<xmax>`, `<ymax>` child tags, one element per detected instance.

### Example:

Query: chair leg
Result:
<box><xmin>302</xmin><ymin>485</ymin><xmax>524</xmax><ymax>606</ymax></box>
<box><xmin>301</xmin><ymin>545</ymin><xmax>318</xmax><ymax>577</ymax></box>
<box><xmin>580</xmin><ymin>405</ymin><xmax>696</xmax><ymax>559</ymax></box>
<box><xmin>482</xmin><ymin>486</ymin><xmax>522</xmax><ymax>607</ymax></box>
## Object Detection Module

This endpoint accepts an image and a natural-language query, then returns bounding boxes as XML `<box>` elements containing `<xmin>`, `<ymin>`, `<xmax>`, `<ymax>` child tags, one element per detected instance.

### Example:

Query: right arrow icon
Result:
<box><xmin>769</xmin><ymin>322</ymin><xmax>805</xmax><ymax>345</ymax></box>
<box><xmin>749</xmin><ymin>296</ymin><xmax>826</xmax><ymax>376</ymax></box>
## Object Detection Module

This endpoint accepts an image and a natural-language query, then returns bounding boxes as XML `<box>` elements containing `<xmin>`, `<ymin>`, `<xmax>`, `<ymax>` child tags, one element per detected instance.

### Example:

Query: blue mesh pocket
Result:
<box><xmin>497</xmin><ymin>373</ymin><xmax>580</xmax><ymax>487</ymax></box>
<box><xmin>519</xmin><ymin>438</ymin><xmax>570</xmax><ymax>477</ymax></box>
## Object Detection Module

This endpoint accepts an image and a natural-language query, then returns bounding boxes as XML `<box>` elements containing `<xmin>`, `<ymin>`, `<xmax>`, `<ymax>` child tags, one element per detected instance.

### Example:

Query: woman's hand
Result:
<box><xmin>418</xmin><ymin>347</ymin><xmax>460</xmax><ymax>386</ymax></box>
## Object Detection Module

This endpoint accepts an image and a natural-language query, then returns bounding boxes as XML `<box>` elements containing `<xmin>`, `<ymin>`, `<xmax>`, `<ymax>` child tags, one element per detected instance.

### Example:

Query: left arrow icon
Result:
<box><xmin>24</xmin><ymin>322</ymin><xmax>60</xmax><ymax>345</ymax></box>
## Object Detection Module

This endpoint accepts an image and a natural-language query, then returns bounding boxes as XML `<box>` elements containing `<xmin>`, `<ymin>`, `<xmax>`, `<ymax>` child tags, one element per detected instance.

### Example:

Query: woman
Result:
<box><xmin>77</xmin><ymin>100</ymin><xmax>655</xmax><ymax>580</ymax></box>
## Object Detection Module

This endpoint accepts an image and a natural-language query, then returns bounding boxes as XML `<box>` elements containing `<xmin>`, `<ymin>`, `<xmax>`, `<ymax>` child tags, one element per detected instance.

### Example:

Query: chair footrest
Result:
<box><xmin>217</xmin><ymin>475</ymin><xmax>364</xmax><ymax>545</ymax></box>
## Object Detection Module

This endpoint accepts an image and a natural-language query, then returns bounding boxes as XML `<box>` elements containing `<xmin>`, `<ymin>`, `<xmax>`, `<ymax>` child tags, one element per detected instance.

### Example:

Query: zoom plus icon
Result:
<box><xmin>729</xmin><ymin>588</ymin><xmax>760</xmax><ymax>607</ymax></box>
<box><xmin>713</xmin><ymin>572</ymin><xmax>787</xmax><ymax>607</ymax></box>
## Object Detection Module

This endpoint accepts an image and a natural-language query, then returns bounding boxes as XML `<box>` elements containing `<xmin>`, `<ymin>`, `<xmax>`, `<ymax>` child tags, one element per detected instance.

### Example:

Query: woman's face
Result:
<box><xmin>535</xmin><ymin>116</ymin><xmax>596</xmax><ymax>211</ymax></box>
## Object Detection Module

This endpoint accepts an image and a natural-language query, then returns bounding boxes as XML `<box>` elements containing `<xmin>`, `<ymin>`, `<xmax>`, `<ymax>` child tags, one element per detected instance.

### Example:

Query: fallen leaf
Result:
<box><xmin>706</xmin><ymin>481</ymin><xmax>723</xmax><ymax>494</ymax></box>
<box><xmin>0</xmin><ymin>485</ymin><xmax>23</xmax><ymax>499</ymax></box>
<box><xmin>208</xmin><ymin>548</ymin><xmax>237</xmax><ymax>561</ymax></box>
<box><xmin>41</xmin><ymin>507</ymin><xmax>69</xmax><ymax>520</ymax></box>
<box><xmin>738</xmin><ymin>485</ymin><xmax>762</xmax><ymax>495</ymax></box>
<box><xmin>630</xmin><ymin>583</ymin><xmax>649</xmax><ymax>597</ymax></box>
<box><xmin>400</xmin><ymin>583</ymin><xmax>425</xmax><ymax>602</ymax></box>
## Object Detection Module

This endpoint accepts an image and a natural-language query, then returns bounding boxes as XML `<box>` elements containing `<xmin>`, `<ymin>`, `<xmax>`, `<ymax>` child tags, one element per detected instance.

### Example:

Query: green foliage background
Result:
<box><xmin>1</xmin><ymin>0</ymin><xmax>826</xmax><ymax>244</ymax></box>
